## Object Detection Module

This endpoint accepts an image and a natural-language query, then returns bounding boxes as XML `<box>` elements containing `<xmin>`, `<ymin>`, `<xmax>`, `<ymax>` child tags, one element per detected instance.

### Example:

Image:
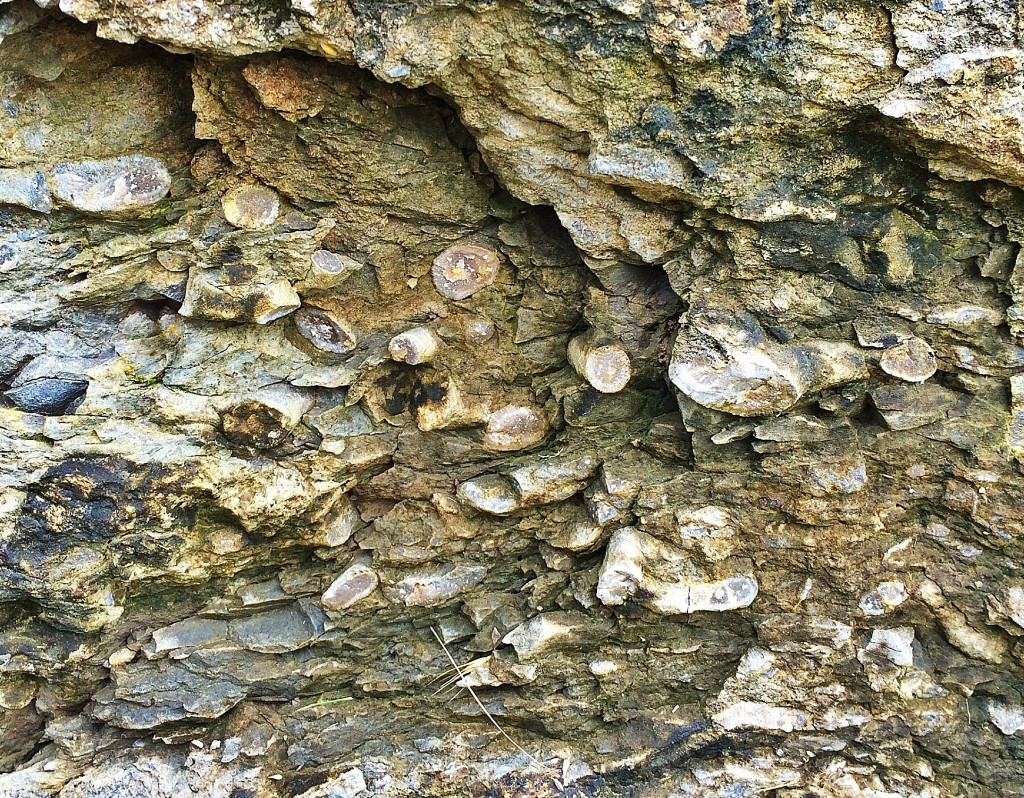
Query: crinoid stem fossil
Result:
<box><xmin>567</xmin><ymin>329</ymin><xmax>632</xmax><ymax>393</ymax></box>
<box><xmin>389</xmin><ymin>326</ymin><xmax>441</xmax><ymax>365</ymax></box>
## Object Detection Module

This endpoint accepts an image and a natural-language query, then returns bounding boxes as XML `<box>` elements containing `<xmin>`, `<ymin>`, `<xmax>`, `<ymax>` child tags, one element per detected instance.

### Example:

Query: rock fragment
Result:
<box><xmin>0</xmin><ymin>168</ymin><xmax>51</xmax><ymax>213</ymax></box>
<box><xmin>859</xmin><ymin>582</ymin><xmax>908</xmax><ymax>616</ymax></box>
<box><xmin>508</xmin><ymin>455</ymin><xmax>600</xmax><ymax>506</ymax></box>
<box><xmin>5</xmin><ymin>377</ymin><xmax>87</xmax><ymax>415</ymax></box>
<box><xmin>297</xmin><ymin>250</ymin><xmax>361</xmax><ymax>292</ymax></box>
<box><xmin>501</xmin><ymin>613</ymin><xmax>602</xmax><ymax>660</ymax></box>
<box><xmin>595</xmin><ymin>527</ymin><xmax>758</xmax><ymax>614</ymax></box>
<box><xmin>180</xmin><ymin>271</ymin><xmax>301</xmax><ymax>324</ymax></box>
<box><xmin>669</xmin><ymin>304</ymin><xmax>866</xmax><ymax>416</ymax></box>
<box><xmin>482</xmin><ymin>404</ymin><xmax>549</xmax><ymax>451</ymax></box>
<box><xmin>456</xmin><ymin>474</ymin><xmax>520</xmax><ymax>515</ymax></box>
<box><xmin>293</xmin><ymin>307</ymin><xmax>357</xmax><ymax>354</ymax></box>
<box><xmin>220</xmin><ymin>400</ymin><xmax>292</xmax><ymax>449</ymax></box>
<box><xmin>714</xmin><ymin>701</ymin><xmax>809</xmax><ymax>733</ymax></box>
<box><xmin>986</xmin><ymin>583</ymin><xmax>1024</xmax><ymax>634</ymax></box>
<box><xmin>879</xmin><ymin>336</ymin><xmax>937</xmax><ymax>383</ymax></box>
<box><xmin>859</xmin><ymin>627</ymin><xmax>915</xmax><ymax>667</ymax></box>
<box><xmin>322</xmin><ymin>561</ymin><xmax>379</xmax><ymax>611</ymax></box>
<box><xmin>988</xmin><ymin>700</ymin><xmax>1024</xmax><ymax>735</ymax></box>
<box><xmin>384</xmin><ymin>563</ymin><xmax>486</xmax><ymax>607</ymax></box>
<box><xmin>50</xmin><ymin>155</ymin><xmax>170</xmax><ymax>213</ymax></box>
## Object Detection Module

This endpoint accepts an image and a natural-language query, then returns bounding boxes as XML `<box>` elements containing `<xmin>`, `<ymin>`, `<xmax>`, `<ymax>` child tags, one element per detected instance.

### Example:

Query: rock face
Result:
<box><xmin>0</xmin><ymin>2</ymin><xmax>1023</xmax><ymax>797</ymax></box>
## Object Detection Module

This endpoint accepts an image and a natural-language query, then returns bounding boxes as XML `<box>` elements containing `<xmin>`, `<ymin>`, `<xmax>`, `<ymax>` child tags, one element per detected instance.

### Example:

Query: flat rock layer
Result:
<box><xmin>1</xmin><ymin>1</ymin><xmax>1023</xmax><ymax>796</ymax></box>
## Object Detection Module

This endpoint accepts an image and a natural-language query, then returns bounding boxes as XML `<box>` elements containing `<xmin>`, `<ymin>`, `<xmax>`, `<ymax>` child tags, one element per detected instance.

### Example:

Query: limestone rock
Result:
<box><xmin>1</xmin><ymin>2</ymin><xmax>1023</xmax><ymax>796</ymax></box>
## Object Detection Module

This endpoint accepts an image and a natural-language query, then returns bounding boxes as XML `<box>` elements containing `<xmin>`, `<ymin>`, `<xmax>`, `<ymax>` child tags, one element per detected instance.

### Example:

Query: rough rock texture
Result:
<box><xmin>1</xmin><ymin>1</ymin><xmax>1024</xmax><ymax>796</ymax></box>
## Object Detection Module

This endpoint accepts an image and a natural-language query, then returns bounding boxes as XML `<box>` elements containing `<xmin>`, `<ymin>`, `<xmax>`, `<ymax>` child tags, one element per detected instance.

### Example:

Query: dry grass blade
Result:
<box><xmin>430</xmin><ymin>626</ymin><xmax>544</xmax><ymax>770</ymax></box>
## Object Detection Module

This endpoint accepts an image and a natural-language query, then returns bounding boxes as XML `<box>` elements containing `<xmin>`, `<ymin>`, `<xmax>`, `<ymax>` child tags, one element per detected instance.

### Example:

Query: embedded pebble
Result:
<box><xmin>50</xmin><ymin>155</ymin><xmax>170</xmax><ymax>213</ymax></box>
<box><xmin>880</xmin><ymin>336</ymin><xmax>937</xmax><ymax>383</ymax></box>
<box><xmin>432</xmin><ymin>243</ymin><xmax>501</xmax><ymax>300</ymax></box>
<box><xmin>596</xmin><ymin>526</ymin><xmax>758</xmax><ymax>614</ymax></box>
<box><xmin>456</xmin><ymin>474</ymin><xmax>520</xmax><ymax>515</ymax></box>
<box><xmin>384</xmin><ymin>563</ymin><xmax>486</xmax><ymax>607</ymax></box>
<box><xmin>669</xmin><ymin>305</ymin><xmax>866</xmax><ymax>416</ymax></box>
<box><xmin>220</xmin><ymin>400</ymin><xmax>292</xmax><ymax>449</ymax></box>
<box><xmin>312</xmin><ymin>496</ymin><xmax>363</xmax><ymax>548</ymax></box>
<box><xmin>413</xmin><ymin>378</ymin><xmax>487</xmax><ymax>432</ymax></box>
<box><xmin>482</xmin><ymin>404</ymin><xmax>549</xmax><ymax>451</ymax></box>
<box><xmin>221</xmin><ymin>184</ymin><xmax>280</xmax><ymax>229</ymax></box>
<box><xmin>151</xmin><ymin>618</ymin><xmax>229</xmax><ymax>654</ymax></box>
<box><xmin>714</xmin><ymin>701</ymin><xmax>809</xmax><ymax>732</ymax></box>
<box><xmin>293</xmin><ymin>307</ymin><xmax>357</xmax><ymax>354</ymax></box>
<box><xmin>859</xmin><ymin>581</ymin><xmax>908</xmax><ymax>616</ymax></box>
<box><xmin>859</xmin><ymin>627</ymin><xmax>915</xmax><ymax>667</ymax></box>
<box><xmin>567</xmin><ymin>330</ymin><xmax>632</xmax><ymax>394</ymax></box>
<box><xmin>322</xmin><ymin>562</ymin><xmax>379</xmax><ymax>611</ymax></box>
<box><xmin>179</xmin><ymin>273</ymin><xmax>301</xmax><ymax>324</ymax></box>
<box><xmin>508</xmin><ymin>455</ymin><xmax>599</xmax><ymax>506</ymax></box>
<box><xmin>986</xmin><ymin>583</ymin><xmax>1024</xmax><ymax>633</ymax></box>
<box><xmin>253</xmin><ymin>280</ymin><xmax>302</xmax><ymax>324</ymax></box>
<box><xmin>462</xmin><ymin>316</ymin><xmax>495</xmax><ymax>343</ymax></box>
<box><xmin>296</xmin><ymin>250</ymin><xmax>361</xmax><ymax>292</ymax></box>
<box><xmin>502</xmin><ymin>613</ymin><xmax>582</xmax><ymax>660</ymax></box>
<box><xmin>989</xmin><ymin>700</ymin><xmax>1024</xmax><ymax>735</ymax></box>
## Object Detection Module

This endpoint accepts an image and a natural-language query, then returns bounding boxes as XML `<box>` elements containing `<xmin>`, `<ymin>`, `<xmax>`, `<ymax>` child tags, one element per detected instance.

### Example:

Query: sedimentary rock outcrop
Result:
<box><xmin>1</xmin><ymin>1</ymin><xmax>1023</xmax><ymax>796</ymax></box>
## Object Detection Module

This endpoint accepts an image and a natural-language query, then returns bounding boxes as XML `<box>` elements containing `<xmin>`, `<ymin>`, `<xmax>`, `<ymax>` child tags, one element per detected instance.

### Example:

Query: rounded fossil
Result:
<box><xmin>292</xmin><ymin>307</ymin><xmax>357</xmax><ymax>354</ymax></box>
<box><xmin>880</xmin><ymin>336</ymin><xmax>937</xmax><ymax>383</ymax></box>
<box><xmin>568</xmin><ymin>330</ymin><xmax>632</xmax><ymax>394</ymax></box>
<box><xmin>431</xmin><ymin>243</ymin><xmax>501</xmax><ymax>300</ymax></box>
<box><xmin>482</xmin><ymin>404</ymin><xmax>549</xmax><ymax>451</ymax></box>
<box><xmin>222</xmin><ymin>184</ymin><xmax>280</xmax><ymax>230</ymax></box>
<box><xmin>388</xmin><ymin>326</ymin><xmax>441</xmax><ymax>365</ymax></box>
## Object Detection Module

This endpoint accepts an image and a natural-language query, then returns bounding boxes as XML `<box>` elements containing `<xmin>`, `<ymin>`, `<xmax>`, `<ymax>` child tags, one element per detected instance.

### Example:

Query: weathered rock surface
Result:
<box><xmin>1</xmin><ymin>1</ymin><xmax>1024</xmax><ymax>796</ymax></box>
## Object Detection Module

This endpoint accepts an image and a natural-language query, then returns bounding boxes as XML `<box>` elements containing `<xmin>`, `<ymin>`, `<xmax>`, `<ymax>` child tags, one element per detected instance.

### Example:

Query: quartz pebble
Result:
<box><xmin>388</xmin><ymin>326</ymin><xmax>441</xmax><ymax>365</ymax></box>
